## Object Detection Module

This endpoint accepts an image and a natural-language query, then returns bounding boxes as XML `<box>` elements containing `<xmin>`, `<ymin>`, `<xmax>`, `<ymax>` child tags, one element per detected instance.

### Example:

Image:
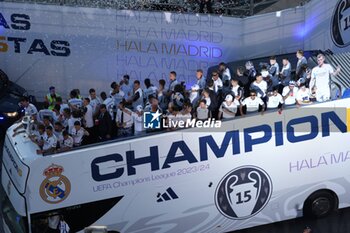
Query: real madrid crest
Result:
<box><xmin>40</xmin><ymin>164</ymin><xmax>71</xmax><ymax>204</ymax></box>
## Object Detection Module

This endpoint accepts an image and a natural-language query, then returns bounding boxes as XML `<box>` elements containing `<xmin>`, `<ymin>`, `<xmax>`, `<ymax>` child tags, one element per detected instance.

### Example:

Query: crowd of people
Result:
<box><xmin>13</xmin><ymin>50</ymin><xmax>341</xmax><ymax>155</ymax></box>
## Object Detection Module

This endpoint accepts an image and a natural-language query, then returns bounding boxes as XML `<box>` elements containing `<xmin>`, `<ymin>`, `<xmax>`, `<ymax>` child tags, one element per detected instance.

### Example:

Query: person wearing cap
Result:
<box><xmin>189</xmin><ymin>84</ymin><xmax>201</xmax><ymax>107</ymax></box>
<box><xmin>296</xmin><ymin>83</ymin><xmax>312</xmax><ymax>105</ymax></box>
<box><xmin>219</xmin><ymin>94</ymin><xmax>241</xmax><ymax>119</ymax></box>
<box><xmin>196</xmin><ymin>69</ymin><xmax>206</xmax><ymax>90</ymax></box>
<box><xmin>282</xmin><ymin>81</ymin><xmax>299</xmax><ymax>106</ymax></box>
<box><xmin>132</xmin><ymin>105</ymin><xmax>145</xmax><ymax>136</ymax></box>
<box><xmin>310</xmin><ymin>53</ymin><xmax>341</xmax><ymax>102</ymax></box>
<box><xmin>45</xmin><ymin>86</ymin><xmax>60</xmax><ymax>111</ymax></box>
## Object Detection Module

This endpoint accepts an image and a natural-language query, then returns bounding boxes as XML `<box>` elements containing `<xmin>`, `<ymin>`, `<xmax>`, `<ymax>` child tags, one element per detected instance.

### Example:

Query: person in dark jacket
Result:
<box><xmin>96</xmin><ymin>104</ymin><xmax>113</xmax><ymax>141</ymax></box>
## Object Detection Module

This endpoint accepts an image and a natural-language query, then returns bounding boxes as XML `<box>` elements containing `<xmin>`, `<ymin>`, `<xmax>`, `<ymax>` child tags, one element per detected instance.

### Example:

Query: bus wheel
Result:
<box><xmin>303</xmin><ymin>190</ymin><xmax>338</xmax><ymax>218</ymax></box>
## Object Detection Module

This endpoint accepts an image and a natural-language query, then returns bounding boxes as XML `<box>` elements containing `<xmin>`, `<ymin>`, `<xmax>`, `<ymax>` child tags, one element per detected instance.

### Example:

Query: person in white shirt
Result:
<box><xmin>168</xmin><ymin>71</ymin><xmax>179</xmax><ymax>94</ymax></box>
<box><xmin>230</xmin><ymin>79</ymin><xmax>243</xmax><ymax>101</ymax></box>
<box><xmin>143</xmin><ymin>78</ymin><xmax>158</xmax><ymax>104</ymax></box>
<box><xmin>20</xmin><ymin>96</ymin><xmax>38</xmax><ymax>119</ymax></box>
<box><xmin>267</xmin><ymin>87</ymin><xmax>284</xmax><ymax>110</ymax></box>
<box><xmin>196</xmin><ymin>99</ymin><xmax>210</xmax><ymax>121</ymax></box>
<box><xmin>219</xmin><ymin>62</ymin><xmax>231</xmax><ymax>82</ymax></box>
<box><xmin>59</xmin><ymin>108</ymin><xmax>71</xmax><ymax>129</ymax></box>
<box><xmin>110</xmin><ymin>82</ymin><xmax>125</xmax><ymax>110</ymax></box>
<box><xmin>36</xmin><ymin>126</ymin><xmax>57</xmax><ymax>155</ymax></box>
<box><xmin>158</xmin><ymin>79</ymin><xmax>168</xmax><ymax>112</ymax></box>
<box><xmin>71</xmin><ymin>121</ymin><xmax>89</xmax><ymax>147</ymax></box>
<box><xmin>166</xmin><ymin>104</ymin><xmax>182</xmax><ymax>130</ymax></box>
<box><xmin>38</xmin><ymin>107</ymin><xmax>56</xmax><ymax>124</ymax></box>
<box><xmin>202</xmin><ymin>89</ymin><xmax>211</xmax><ymax>108</ymax></box>
<box><xmin>56</xmin><ymin>96</ymin><xmax>69</xmax><ymax>115</ymax></box>
<box><xmin>120</xmin><ymin>74</ymin><xmax>133</xmax><ymax>98</ymax></box>
<box><xmin>83</xmin><ymin>98</ymin><xmax>94</xmax><ymax>128</ymax></box>
<box><xmin>129</xmin><ymin>80</ymin><xmax>143</xmax><ymax>111</ymax></box>
<box><xmin>88</xmin><ymin>88</ymin><xmax>102</xmax><ymax>116</ymax></box>
<box><xmin>280</xmin><ymin>58</ymin><xmax>292</xmax><ymax>87</ymax></box>
<box><xmin>82</xmin><ymin>97</ymin><xmax>94</xmax><ymax>144</ymax></box>
<box><xmin>29</xmin><ymin>124</ymin><xmax>46</xmax><ymax>148</ymax></box>
<box><xmin>68</xmin><ymin>89</ymin><xmax>83</xmax><ymax>111</ymax></box>
<box><xmin>53</xmin><ymin>122</ymin><xmax>64</xmax><ymax>142</ymax></box>
<box><xmin>241</xmin><ymin>90</ymin><xmax>265</xmax><ymax>114</ymax></box>
<box><xmin>296</xmin><ymin>84</ymin><xmax>312</xmax><ymax>105</ymax></box>
<box><xmin>180</xmin><ymin>102</ymin><xmax>192</xmax><ymax>124</ymax></box>
<box><xmin>282</xmin><ymin>81</ymin><xmax>299</xmax><ymax>106</ymax></box>
<box><xmin>132</xmin><ymin>105</ymin><xmax>145</xmax><ymax>136</ymax></box>
<box><xmin>219</xmin><ymin>94</ymin><xmax>241</xmax><ymax>119</ymax></box>
<box><xmin>42</xmin><ymin>116</ymin><xmax>54</xmax><ymax>130</ymax></box>
<box><xmin>116</xmin><ymin>100</ymin><xmax>134</xmax><ymax>137</ymax></box>
<box><xmin>212</xmin><ymin>71</ymin><xmax>223</xmax><ymax>93</ymax></box>
<box><xmin>58</xmin><ymin>130</ymin><xmax>73</xmax><ymax>152</ymax></box>
<box><xmin>67</xmin><ymin>114</ymin><xmax>81</xmax><ymax>135</ymax></box>
<box><xmin>250</xmin><ymin>73</ymin><xmax>267</xmax><ymax>98</ymax></box>
<box><xmin>189</xmin><ymin>84</ymin><xmax>201</xmax><ymax>108</ymax></box>
<box><xmin>310</xmin><ymin>54</ymin><xmax>341</xmax><ymax>102</ymax></box>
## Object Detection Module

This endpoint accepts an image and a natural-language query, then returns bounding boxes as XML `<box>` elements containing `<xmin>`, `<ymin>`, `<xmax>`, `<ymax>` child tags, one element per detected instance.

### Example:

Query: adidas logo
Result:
<box><xmin>157</xmin><ymin>187</ymin><xmax>179</xmax><ymax>202</ymax></box>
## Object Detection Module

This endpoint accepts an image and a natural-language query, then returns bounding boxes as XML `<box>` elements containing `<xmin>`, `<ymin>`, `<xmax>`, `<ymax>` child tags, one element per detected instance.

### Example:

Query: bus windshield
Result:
<box><xmin>0</xmin><ymin>184</ymin><xmax>27</xmax><ymax>233</ymax></box>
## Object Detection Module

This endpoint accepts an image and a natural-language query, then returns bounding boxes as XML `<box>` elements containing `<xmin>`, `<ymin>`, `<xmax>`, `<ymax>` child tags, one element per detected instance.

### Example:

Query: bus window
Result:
<box><xmin>30</xmin><ymin>196</ymin><xmax>123</xmax><ymax>232</ymax></box>
<box><xmin>0</xmin><ymin>185</ymin><xmax>28</xmax><ymax>233</ymax></box>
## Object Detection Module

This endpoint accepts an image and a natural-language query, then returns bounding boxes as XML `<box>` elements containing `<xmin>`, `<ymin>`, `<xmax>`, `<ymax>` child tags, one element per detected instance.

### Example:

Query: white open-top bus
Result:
<box><xmin>1</xmin><ymin>98</ymin><xmax>350</xmax><ymax>233</ymax></box>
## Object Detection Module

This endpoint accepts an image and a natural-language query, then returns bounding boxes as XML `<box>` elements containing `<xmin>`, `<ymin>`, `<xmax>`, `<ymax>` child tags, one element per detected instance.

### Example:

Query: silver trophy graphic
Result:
<box><xmin>339</xmin><ymin>2</ymin><xmax>350</xmax><ymax>43</ymax></box>
<box><xmin>225</xmin><ymin>171</ymin><xmax>261</xmax><ymax>218</ymax></box>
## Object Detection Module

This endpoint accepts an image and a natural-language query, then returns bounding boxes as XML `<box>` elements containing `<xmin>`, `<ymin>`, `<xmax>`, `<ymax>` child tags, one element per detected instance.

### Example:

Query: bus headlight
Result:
<box><xmin>5</xmin><ymin>112</ymin><xmax>18</xmax><ymax>118</ymax></box>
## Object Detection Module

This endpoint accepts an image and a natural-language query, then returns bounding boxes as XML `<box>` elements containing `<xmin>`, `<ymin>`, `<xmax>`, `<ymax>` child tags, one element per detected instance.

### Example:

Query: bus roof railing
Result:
<box><xmin>38</xmin><ymin>96</ymin><xmax>347</xmax><ymax>157</ymax></box>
